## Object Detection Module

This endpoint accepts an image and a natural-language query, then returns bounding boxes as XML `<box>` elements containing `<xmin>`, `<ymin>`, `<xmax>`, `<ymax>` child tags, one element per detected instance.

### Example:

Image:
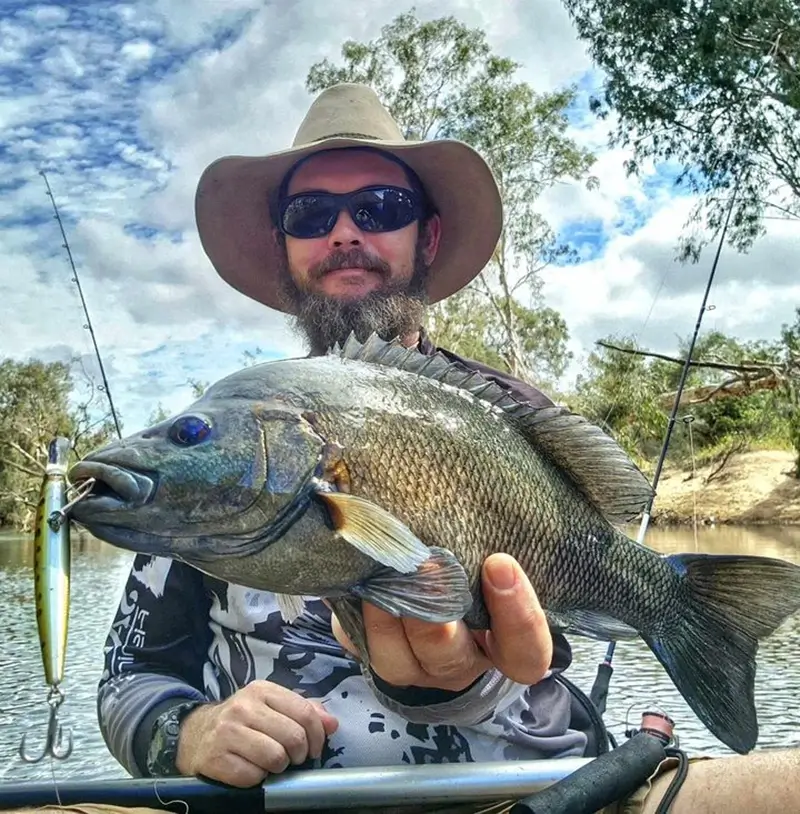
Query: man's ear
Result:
<box><xmin>420</xmin><ymin>214</ymin><xmax>442</xmax><ymax>266</ymax></box>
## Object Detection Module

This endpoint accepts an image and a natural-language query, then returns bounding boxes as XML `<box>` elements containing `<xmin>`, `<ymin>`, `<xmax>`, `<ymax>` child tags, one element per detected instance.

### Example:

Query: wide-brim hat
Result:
<box><xmin>194</xmin><ymin>83</ymin><xmax>502</xmax><ymax>314</ymax></box>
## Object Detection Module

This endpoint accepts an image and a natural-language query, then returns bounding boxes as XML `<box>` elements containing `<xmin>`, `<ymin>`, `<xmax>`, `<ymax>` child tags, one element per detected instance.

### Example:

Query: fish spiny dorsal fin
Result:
<box><xmin>330</xmin><ymin>333</ymin><xmax>654</xmax><ymax>523</ymax></box>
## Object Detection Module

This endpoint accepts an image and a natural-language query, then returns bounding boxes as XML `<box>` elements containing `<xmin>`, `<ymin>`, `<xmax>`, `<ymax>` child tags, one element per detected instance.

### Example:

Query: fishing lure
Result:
<box><xmin>19</xmin><ymin>436</ymin><xmax>93</xmax><ymax>763</ymax></box>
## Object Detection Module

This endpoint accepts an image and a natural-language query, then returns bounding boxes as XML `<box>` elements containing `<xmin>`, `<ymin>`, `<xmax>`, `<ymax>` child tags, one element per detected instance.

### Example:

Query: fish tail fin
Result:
<box><xmin>646</xmin><ymin>553</ymin><xmax>800</xmax><ymax>754</ymax></box>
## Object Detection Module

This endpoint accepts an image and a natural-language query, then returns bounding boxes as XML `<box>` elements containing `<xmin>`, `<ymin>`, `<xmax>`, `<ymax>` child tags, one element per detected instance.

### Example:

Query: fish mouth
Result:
<box><xmin>67</xmin><ymin>461</ymin><xmax>157</xmax><ymax>515</ymax></box>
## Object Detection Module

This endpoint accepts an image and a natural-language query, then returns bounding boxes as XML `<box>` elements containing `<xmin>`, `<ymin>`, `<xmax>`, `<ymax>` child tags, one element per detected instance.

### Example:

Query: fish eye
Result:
<box><xmin>168</xmin><ymin>415</ymin><xmax>213</xmax><ymax>446</ymax></box>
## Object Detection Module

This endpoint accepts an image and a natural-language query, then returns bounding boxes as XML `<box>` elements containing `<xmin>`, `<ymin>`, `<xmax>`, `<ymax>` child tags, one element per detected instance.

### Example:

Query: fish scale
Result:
<box><xmin>68</xmin><ymin>332</ymin><xmax>800</xmax><ymax>756</ymax></box>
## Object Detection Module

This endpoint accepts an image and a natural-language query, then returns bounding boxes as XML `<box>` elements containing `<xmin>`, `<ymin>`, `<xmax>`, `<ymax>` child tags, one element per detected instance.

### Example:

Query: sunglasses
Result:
<box><xmin>278</xmin><ymin>185</ymin><xmax>426</xmax><ymax>239</ymax></box>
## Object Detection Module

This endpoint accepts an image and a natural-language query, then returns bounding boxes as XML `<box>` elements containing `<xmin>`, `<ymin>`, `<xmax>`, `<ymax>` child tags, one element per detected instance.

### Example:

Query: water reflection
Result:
<box><xmin>0</xmin><ymin>525</ymin><xmax>799</xmax><ymax>783</ymax></box>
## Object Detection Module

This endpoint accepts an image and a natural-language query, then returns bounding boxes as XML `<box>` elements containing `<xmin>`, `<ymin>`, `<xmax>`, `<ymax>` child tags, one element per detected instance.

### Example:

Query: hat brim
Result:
<box><xmin>194</xmin><ymin>137</ymin><xmax>502</xmax><ymax>314</ymax></box>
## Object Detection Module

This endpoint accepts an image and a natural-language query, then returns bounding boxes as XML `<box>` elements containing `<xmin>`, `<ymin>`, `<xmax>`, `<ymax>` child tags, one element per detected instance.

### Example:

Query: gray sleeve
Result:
<box><xmin>363</xmin><ymin>667</ymin><xmax>527</xmax><ymax>725</ymax></box>
<box><xmin>96</xmin><ymin>555</ymin><xmax>213</xmax><ymax>776</ymax></box>
<box><xmin>97</xmin><ymin>674</ymin><xmax>206</xmax><ymax>776</ymax></box>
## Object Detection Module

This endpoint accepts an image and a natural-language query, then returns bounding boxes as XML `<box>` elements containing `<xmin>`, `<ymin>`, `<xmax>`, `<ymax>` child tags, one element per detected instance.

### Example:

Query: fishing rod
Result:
<box><xmin>589</xmin><ymin>172</ymin><xmax>745</xmax><ymax>709</ymax></box>
<box><xmin>40</xmin><ymin>170</ymin><xmax>122</xmax><ymax>440</ymax></box>
<box><xmin>589</xmin><ymin>37</ymin><xmax>784</xmax><ymax>709</ymax></box>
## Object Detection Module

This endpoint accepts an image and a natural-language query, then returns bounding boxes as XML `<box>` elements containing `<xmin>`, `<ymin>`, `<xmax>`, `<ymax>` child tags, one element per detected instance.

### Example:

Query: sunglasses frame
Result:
<box><xmin>277</xmin><ymin>185</ymin><xmax>426</xmax><ymax>239</ymax></box>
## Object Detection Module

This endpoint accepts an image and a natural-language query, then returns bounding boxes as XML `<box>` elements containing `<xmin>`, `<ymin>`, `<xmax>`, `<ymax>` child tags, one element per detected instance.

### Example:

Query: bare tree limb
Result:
<box><xmin>0</xmin><ymin>455</ymin><xmax>43</xmax><ymax>479</ymax></box>
<box><xmin>596</xmin><ymin>340</ymin><xmax>775</xmax><ymax>374</ymax></box>
<box><xmin>0</xmin><ymin>491</ymin><xmax>38</xmax><ymax>510</ymax></box>
<box><xmin>657</xmin><ymin>374</ymin><xmax>783</xmax><ymax>408</ymax></box>
<box><xmin>705</xmin><ymin>437</ymin><xmax>749</xmax><ymax>485</ymax></box>
<box><xmin>6</xmin><ymin>440</ymin><xmax>47</xmax><ymax>472</ymax></box>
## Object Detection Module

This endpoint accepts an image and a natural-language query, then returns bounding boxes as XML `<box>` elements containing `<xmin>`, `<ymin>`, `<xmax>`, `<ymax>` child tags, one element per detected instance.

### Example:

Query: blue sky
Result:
<box><xmin>2</xmin><ymin>0</ymin><xmax>798</xmax><ymax>434</ymax></box>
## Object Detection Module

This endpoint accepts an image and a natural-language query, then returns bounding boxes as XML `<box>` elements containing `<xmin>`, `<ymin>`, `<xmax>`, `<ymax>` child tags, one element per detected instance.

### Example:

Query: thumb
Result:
<box><xmin>309</xmin><ymin>700</ymin><xmax>340</xmax><ymax>734</ymax></box>
<box><xmin>481</xmin><ymin>553</ymin><xmax>553</xmax><ymax>685</ymax></box>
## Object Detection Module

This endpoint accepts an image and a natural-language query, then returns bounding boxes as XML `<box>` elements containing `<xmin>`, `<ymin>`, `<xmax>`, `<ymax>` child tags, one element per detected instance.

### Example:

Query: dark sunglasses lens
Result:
<box><xmin>350</xmin><ymin>188</ymin><xmax>418</xmax><ymax>232</ymax></box>
<box><xmin>281</xmin><ymin>196</ymin><xmax>338</xmax><ymax>238</ymax></box>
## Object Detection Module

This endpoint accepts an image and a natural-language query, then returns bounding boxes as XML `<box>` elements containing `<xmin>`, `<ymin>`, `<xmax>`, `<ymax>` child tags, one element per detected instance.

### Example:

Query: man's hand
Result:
<box><xmin>331</xmin><ymin>553</ymin><xmax>552</xmax><ymax>691</ymax></box>
<box><xmin>175</xmin><ymin>681</ymin><xmax>339</xmax><ymax>787</ymax></box>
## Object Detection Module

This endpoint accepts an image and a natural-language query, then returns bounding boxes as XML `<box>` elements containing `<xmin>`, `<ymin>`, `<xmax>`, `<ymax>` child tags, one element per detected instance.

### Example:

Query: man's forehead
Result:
<box><xmin>286</xmin><ymin>149</ymin><xmax>410</xmax><ymax>193</ymax></box>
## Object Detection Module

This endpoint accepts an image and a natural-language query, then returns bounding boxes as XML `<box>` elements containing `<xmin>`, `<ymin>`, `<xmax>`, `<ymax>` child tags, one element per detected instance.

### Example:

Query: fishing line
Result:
<box><xmin>684</xmin><ymin>415</ymin><xmax>699</xmax><ymax>548</ymax></box>
<box><xmin>40</xmin><ymin>170</ymin><xmax>123</xmax><ymax>440</ymax></box>
<box><xmin>152</xmin><ymin>779</ymin><xmax>190</xmax><ymax>814</ymax></box>
<box><xmin>48</xmin><ymin>757</ymin><xmax>63</xmax><ymax>807</ymax></box>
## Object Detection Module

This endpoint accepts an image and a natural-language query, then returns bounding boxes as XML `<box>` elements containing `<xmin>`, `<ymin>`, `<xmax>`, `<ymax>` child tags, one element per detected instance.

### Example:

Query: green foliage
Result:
<box><xmin>564</xmin><ymin>0</ymin><xmax>800</xmax><ymax>261</ymax></box>
<box><xmin>306</xmin><ymin>9</ymin><xmax>595</xmax><ymax>388</ymax></box>
<box><xmin>147</xmin><ymin>402</ymin><xmax>170</xmax><ymax>425</ymax></box>
<box><xmin>571</xmin><ymin>321</ymin><xmax>798</xmax><ymax>477</ymax></box>
<box><xmin>571</xmin><ymin>335</ymin><xmax>671</xmax><ymax>465</ymax></box>
<box><xmin>0</xmin><ymin>357</ymin><xmax>117</xmax><ymax>530</ymax></box>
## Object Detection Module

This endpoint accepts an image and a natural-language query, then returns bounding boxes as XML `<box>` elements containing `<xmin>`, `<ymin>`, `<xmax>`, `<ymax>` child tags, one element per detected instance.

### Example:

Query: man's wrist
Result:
<box><xmin>369</xmin><ymin>666</ymin><xmax>485</xmax><ymax>705</ymax></box>
<box><xmin>145</xmin><ymin>699</ymin><xmax>207</xmax><ymax>777</ymax></box>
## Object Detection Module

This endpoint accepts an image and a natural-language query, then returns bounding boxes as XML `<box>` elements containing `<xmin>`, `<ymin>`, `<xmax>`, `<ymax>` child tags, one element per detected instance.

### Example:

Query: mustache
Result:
<box><xmin>310</xmin><ymin>249</ymin><xmax>391</xmax><ymax>280</ymax></box>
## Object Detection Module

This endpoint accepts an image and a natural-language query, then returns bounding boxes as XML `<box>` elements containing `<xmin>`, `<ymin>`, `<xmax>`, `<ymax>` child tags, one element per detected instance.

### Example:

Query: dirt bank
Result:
<box><xmin>649</xmin><ymin>450</ymin><xmax>800</xmax><ymax>526</ymax></box>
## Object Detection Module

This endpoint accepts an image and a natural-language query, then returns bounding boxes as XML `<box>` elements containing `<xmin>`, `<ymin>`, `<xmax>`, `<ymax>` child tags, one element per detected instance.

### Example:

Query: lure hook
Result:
<box><xmin>19</xmin><ymin>686</ymin><xmax>73</xmax><ymax>763</ymax></box>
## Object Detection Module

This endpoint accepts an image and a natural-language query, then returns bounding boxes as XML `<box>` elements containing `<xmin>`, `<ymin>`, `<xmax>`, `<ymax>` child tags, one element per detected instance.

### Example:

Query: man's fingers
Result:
<box><xmin>401</xmin><ymin>617</ymin><xmax>491</xmax><ymax>688</ymax></box>
<box><xmin>232</xmin><ymin>726</ymin><xmax>293</xmax><ymax>774</ymax></box>
<box><xmin>481</xmin><ymin>553</ymin><xmax>552</xmax><ymax>685</ymax></box>
<box><xmin>204</xmin><ymin>750</ymin><xmax>269</xmax><ymax>787</ymax></box>
<box><xmin>360</xmin><ymin>602</ymin><xmax>425</xmax><ymax>685</ymax></box>
<box><xmin>309</xmin><ymin>700</ymin><xmax>340</xmax><ymax>735</ymax></box>
<box><xmin>256</xmin><ymin>684</ymin><xmax>330</xmax><ymax>760</ymax></box>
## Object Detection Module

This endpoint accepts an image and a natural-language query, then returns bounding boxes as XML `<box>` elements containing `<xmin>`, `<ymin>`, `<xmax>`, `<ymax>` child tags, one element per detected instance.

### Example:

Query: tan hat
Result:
<box><xmin>194</xmin><ymin>83</ymin><xmax>503</xmax><ymax>314</ymax></box>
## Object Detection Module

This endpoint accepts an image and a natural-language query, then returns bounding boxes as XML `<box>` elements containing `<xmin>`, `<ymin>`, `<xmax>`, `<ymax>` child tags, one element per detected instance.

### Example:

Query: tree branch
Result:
<box><xmin>0</xmin><ymin>457</ymin><xmax>43</xmax><ymax>479</ymax></box>
<box><xmin>0</xmin><ymin>491</ymin><xmax>38</xmax><ymax>510</ymax></box>
<box><xmin>596</xmin><ymin>340</ymin><xmax>773</xmax><ymax>374</ymax></box>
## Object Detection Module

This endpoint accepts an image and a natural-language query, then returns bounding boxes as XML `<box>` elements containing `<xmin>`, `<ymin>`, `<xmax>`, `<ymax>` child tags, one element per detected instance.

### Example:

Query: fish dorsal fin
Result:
<box><xmin>327</xmin><ymin>333</ymin><xmax>654</xmax><ymax>524</ymax></box>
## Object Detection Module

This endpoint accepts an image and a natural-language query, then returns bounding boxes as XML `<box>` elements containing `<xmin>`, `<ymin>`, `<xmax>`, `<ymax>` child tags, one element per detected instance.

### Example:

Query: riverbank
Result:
<box><xmin>649</xmin><ymin>449</ymin><xmax>800</xmax><ymax>526</ymax></box>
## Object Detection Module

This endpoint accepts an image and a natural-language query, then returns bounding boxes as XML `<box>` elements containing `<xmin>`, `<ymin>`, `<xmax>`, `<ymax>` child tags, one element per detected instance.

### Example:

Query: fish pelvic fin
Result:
<box><xmin>275</xmin><ymin>593</ymin><xmax>307</xmax><ymax>623</ymax></box>
<box><xmin>327</xmin><ymin>332</ymin><xmax>653</xmax><ymax>524</ymax></box>
<box><xmin>649</xmin><ymin>553</ymin><xmax>800</xmax><ymax>754</ymax></box>
<box><xmin>351</xmin><ymin>546</ymin><xmax>473</xmax><ymax>623</ymax></box>
<box><xmin>327</xmin><ymin>595</ymin><xmax>370</xmax><ymax>666</ymax></box>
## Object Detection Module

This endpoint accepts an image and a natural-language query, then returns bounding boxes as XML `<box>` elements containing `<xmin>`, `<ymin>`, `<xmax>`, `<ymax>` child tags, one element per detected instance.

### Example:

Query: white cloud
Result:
<box><xmin>1</xmin><ymin>0</ymin><xmax>798</xmax><ymax>435</ymax></box>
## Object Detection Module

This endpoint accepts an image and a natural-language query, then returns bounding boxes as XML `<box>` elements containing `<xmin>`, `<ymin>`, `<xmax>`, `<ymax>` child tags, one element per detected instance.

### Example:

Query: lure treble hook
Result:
<box><xmin>19</xmin><ymin>686</ymin><xmax>73</xmax><ymax>763</ymax></box>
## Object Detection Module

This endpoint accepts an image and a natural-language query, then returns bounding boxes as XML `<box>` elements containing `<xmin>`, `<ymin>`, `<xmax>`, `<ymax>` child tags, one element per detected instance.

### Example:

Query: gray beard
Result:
<box><xmin>277</xmin><ymin>246</ymin><xmax>430</xmax><ymax>356</ymax></box>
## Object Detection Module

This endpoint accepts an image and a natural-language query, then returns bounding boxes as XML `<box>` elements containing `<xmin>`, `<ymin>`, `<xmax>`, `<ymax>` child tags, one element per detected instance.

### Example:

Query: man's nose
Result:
<box><xmin>327</xmin><ymin>209</ymin><xmax>363</xmax><ymax>247</ymax></box>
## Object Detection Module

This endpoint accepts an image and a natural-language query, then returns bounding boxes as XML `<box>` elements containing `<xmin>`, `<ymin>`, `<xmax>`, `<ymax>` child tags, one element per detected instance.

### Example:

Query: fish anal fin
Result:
<box><xmin>545</xmin><ymin>609</ymin><xmax>639</xmax><ymax>641</ymax></box>
<box><xmin>275</xmin><ymin>593</ymin><xmax>307</xmax><ymax>623</ymax></box>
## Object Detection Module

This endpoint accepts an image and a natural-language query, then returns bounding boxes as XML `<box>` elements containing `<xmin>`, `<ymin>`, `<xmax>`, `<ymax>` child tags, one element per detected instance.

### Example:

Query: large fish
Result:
<box><xmin>68</xmin><ymin>333</ymin><xmax>800</xmax><ymax>755</ymax></box>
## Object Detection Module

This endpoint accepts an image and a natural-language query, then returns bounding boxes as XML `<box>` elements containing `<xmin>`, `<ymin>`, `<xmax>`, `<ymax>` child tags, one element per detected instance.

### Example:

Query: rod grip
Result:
<box><xmin>510</xmin><ymin>732</ymin><xmax>667</xmax><ymax>814</ymax></box>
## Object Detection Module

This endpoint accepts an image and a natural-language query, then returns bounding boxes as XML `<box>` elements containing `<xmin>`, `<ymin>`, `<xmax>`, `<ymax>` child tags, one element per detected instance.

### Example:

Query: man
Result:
<box><xmin>17</xmin><ymin>83</ymin><xmax>799</xmax><ymax>814</ymax></box>
<box><xmin>95</xmin><ymin>82</ymin><xmax>599</xmax><ymax>792</ymax></box>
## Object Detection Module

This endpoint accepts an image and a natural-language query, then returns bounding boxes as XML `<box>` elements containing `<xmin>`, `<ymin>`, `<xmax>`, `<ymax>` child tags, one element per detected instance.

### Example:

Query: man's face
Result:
<box><xmin>281</xmin><ymin>149</ymin><xmax>438</xmax><ymax>301</ymax></box>
<box><xmin>274</xmin><ymin>149</ymin><xmax>441</xmax><ymax>355</ymax></box>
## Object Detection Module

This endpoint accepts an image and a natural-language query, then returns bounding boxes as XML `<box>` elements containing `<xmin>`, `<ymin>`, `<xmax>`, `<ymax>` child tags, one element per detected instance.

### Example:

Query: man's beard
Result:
<box><xmin>277</xmin><ymin>245</ymin><xmax>430</xmax><ymax>356</ymax></box>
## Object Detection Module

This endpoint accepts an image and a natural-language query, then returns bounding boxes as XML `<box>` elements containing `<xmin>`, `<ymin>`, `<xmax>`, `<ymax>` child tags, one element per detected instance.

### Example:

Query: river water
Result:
<box><xmin>1</xmin><ymin>525</ymin><xmax>800</xmax><ymax>786</ymax></box>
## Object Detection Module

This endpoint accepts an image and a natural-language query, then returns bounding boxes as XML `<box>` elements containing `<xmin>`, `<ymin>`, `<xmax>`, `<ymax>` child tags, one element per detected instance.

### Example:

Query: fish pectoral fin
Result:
<box><xmin>315</xmin><ymin>490</ymin><xmax>431</xmax><ymax>574</ymax></box>
<box><xmin>545</xmin><ymin>609</ymin><xmax>639</xmax><ymax>642</ymax></box>
<box><xmin>351</xmin><ymin>547</ymin><xmax>473</xmax><ymax>624</ymax></box>
<box><xmin>275</xmin><ymin>593</ymin><xmax>307</xmax><ymax>623</ymax></box>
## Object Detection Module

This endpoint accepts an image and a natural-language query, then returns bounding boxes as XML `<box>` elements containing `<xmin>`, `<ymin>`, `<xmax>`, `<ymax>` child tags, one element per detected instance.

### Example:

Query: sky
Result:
<box><xmin>2</xmin><ymin>0</ymin><xmax>798</xmax><ymax>434</ymax></box>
